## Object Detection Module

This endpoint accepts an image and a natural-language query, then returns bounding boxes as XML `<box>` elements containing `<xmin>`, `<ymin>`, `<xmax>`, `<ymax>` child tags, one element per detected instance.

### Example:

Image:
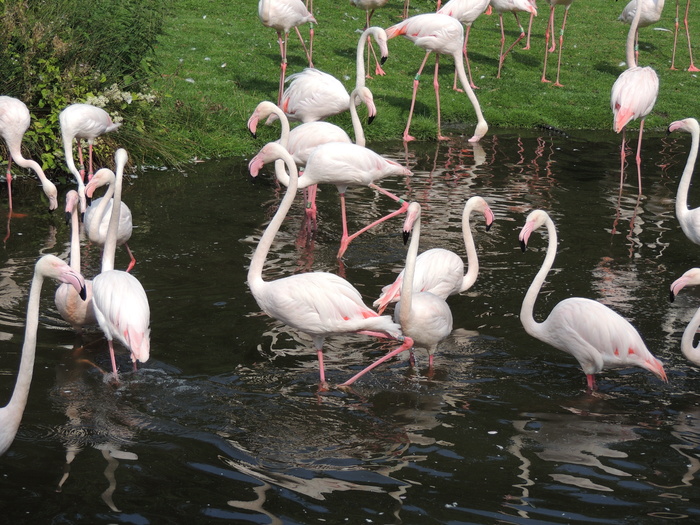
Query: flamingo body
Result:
<box><xmin>611</xmin><ymin>67</ymin><xmax>659</xmax><ymax>133</ymax></box>
<box><xmin>668</xmin><ymin>118</ymin><xmax>700</xmax><ymax>245</ymax></box>
<box><xmin>519</xmin><ymin>209</ymin><xmax>667</xmax><ymax>390</ymax></box>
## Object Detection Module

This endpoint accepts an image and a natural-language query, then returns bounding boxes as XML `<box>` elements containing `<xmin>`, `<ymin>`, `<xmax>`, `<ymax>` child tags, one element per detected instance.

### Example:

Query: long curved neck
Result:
<box><xmin>101</xmin><ymin>171</ymin><xmax>123</xmax><ymax>273</ymax></box>
<box><xmin>348</xmin><ymin>91</ymin><xmax>366</xmax><ymax>147</ymax></box>
<box><xmin>86</xmin><ymin>182</ymin><xmax>116</xmax><ymax>241</ymax></box>
<box><xmin>272</xmin><ymin>104</ymin><xmax>291</xmax><ymax>180</ymax></box>
<box><xmin>626</xmin><ymin>0</ymin><xmax>643</xmax><ymax>68</ymax></box>
<box><xmin>0</xmin><ymin>268</ymin><xmax>44</xmax><ymax>455</ymax></box>
<box><xmin>453</xmin><ymin>50</ymin><xmax>487</xmax><ymax>132</ymax></box>
<box><xmin>681</xmin><ymin>306</ymin><xmax>700</xmax><ymax>366</ymax></box>
<box><xmin>399</xmin><ymin>211</ymin><xmax>421</xmax><ymax>327</ymax></box>
<box><xmin>62</xmin><ymin>135</ymin><xmax>85</xmax><ymax>195</ymax></box>
<box><xmin>676</xmin><ymin>124</ymin><xmax>699</xmax><ymax>218</ymax></box>
<box><xmin>69</xmin><ymin>202</ymin><xmax>81</xmax><ymax>272</ymax></box>
<box><xmin>460</xmin><ymin>204</ymin><xmax>479</xmax><ymax>292</ymax></box>
<box><xmin>248</xmin><ymin>147</ymin><xmax>299</xmax><ymax>288</ymax></box>
<box><xmin>520</xmin><ymin>217</ymin><xmax>557</xmax><ymax>338</ymax></box>
<box><xmin>356</xmin><ymin>27</ymin><xmax>372</xmax><ymax>89</ymax></box>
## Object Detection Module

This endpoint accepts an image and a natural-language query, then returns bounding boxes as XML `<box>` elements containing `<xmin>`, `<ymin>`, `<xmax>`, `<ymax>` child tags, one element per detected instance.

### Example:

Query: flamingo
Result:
<box><xmin>258</xmin><ymin>0</ymin><xmax>316</xmax><ymax>106</ymax></box>
<box><xmin>519</xmin><ymin>209</ymin><xmax>667</xmax><ymax>391</ymax></box>
<box><xmin>541</xmin><ymin>0</ymin><xmax>576</xmax><ymax>86</ymax></box>
<box><xmin>246</xmin><ymin>142</ymin><xmax>413</xmax><ymax>391</ymax></box>
<box><xmin>374</xmin><ymin>196</ymin><xmax>494</xmax><ymax>314</ymax></box>
<box><xmin>619</xmin><ymin>0</ymin><xmax>665</xmax><ymax>64</ymax></box>
<box><xmin>268</xmin><ymin>26</ymin><xmax>388</xmax><ymax>124</ymax></box>
<box><xmin>611</xmin><ymin>0</ymin><xmax>659</xmax><ymax>195</ymax></box>
<box><xmin>351</xmin><ymin>0</ymin><xmax>391</xmax><ymax>77</ymax></box>
<box><xmin>438</xmin><ymin>0</ymin><xmax>493</xmax><ymax>90</ymax></box>
<box><xmin>669</xmin><ymin>268</ymin><xmax>700</xmax><ymax>366</ymax></box>
<box><xmin>91</xmin><ymin>149</ymin><xmax>150</xmax><ymax>380</ymax></box>
<box><xmin>671</xmin><ymin>0</ymin><xmax>699</xmax><ymax>71</ymax></box>
<box><xmin>55</xmin><ymin>190</ymin><xmax>97</xmax><ymax>332</ymax></box>
<box><xmin>84</xmin><ymin>167</ymin><xmax>136</xmax><ymax>272</ymax></box>
<box><xmin>0</xmin><ymin>254</ymin><xmax>86</xmax><ymax>455</ymax></box>
<box><xmin>489</xmin><ymin>0</ymin><xmax>538</xmax><ymax>79</ymax></box>
<box><xmin>249</xmin><ymin>140</ymin><xmax>411</xmax><ymax>258</ymax></box>
<box><xmin>59</xmin><ymin>103</ymin><xmax>121</xmax><ymax>212</ymax></box>
<box><xmin>668</xmin><ymin>118</ymin><xmax>700</xmax><ymax>245</ymax></box>
<box><xmin>0</xmin><ymin>96</ymin><xmax>58</xmax><ymax>214</ymax></box>
<box><xmin>385</xmin><ymin>13</ymin><xmax>488</xmax><ymax>143</ymax></box>
<box><xmin>390</xmin><ymin>202</ymin><xmax>453</xmax><ymax>370</ymax></box>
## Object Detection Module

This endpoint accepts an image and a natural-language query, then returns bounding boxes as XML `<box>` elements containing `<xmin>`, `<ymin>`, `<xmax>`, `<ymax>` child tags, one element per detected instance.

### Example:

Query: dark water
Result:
<box><xmin>1</xmin><ymin>128</ymin><xmax>700</xmax><ymax>524</ymax></box>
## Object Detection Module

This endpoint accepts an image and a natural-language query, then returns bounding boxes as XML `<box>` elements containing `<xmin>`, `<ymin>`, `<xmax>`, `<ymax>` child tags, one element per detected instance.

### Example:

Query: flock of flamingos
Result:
<box><xmin>0</xmin><ymin>0</ymin><xmax>699</xmax><ymax>457</ymax></box>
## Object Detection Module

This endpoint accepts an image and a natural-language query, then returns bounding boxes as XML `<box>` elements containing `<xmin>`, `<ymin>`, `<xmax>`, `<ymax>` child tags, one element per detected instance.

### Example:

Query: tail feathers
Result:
<box><xmin>125</xmin><ymin>327</ymin><xmax>151</xmax><ymax>363</ymax></box>
<box><xmin>613</xmin><ymin>106</ymin><xmax>635</xmax><ymax>133</ymax></box>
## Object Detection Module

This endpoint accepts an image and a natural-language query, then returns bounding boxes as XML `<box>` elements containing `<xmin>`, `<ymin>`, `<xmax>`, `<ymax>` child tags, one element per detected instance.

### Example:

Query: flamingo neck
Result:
<box><xmin>460</xmin><ymin>204</ymin><xmax>479</xmax><ymax>292</ymax></box>
<box><xmin>355</xmin><ymin>27</ymin><xmax>371</xmax><ymax>89</ymax></box>
<box><xmin>681</xmin><ymin>305</ymin><xmax>700</xmax><ymax>366</ymax></box>
<box><xmin>520</xmin><ymin>217</ymin><xmax>558</xmax><ymax>338</ymax></box>
<box><xmin>453</xmin><ymin>50</ymin><xmax>488</xmax><ymax>140</ymax></box>
<box><xmin>86</xmin><ymin>182</ymin><xmax>116</xmax><ymax>243</ymax></box>
<box><xmin>676</xmin><ymin>123</ymin><xmax>699</xmax><ymax>219</ymax></box>
<box><xmin>69</xmin><ymin>201</ymin><xmax>81</xmax><ymax>272</ymax></box>
<box><xmin>348</xmin><ymin>90</ymin><xmax>366</xmax><ymax>147</ymax></box>
<box><xmin>626</xmin><ymin>0</ymin><xmax>643</xmax><ymax>68</ymax></box>
<box><xmin>272</xmin><ymin>104</ymin><xmax>291</xmax><ymax>186</ymax></box>
<box><xmin>248</xmin><ymin>146</ymin><xmax>299</xmax><ymax>290</ymax></box>
<box><xmin>399</xmin><ymin>209</ymin><xmax>421</xmax><ymax>327</ymax></box>
<box><xmin>101</xmin><ymin>170</ymin><xmax>123</xmax><ymax>273</ymax></box>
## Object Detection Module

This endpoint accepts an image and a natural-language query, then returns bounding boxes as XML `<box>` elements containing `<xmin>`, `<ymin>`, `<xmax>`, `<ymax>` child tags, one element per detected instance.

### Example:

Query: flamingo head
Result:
<box><xmin>42</xmin><ymin>178</ymin><xmax>59</xmax><ymax>212</ymax></box>
<box><xmin>670</xmin><ymin>268</ymin><xmax>700</xmax><ymax>302</ymax></box>
<box><xmin>64</xmin><ymin>190</ymin><xmax>79</xmax><ymax>224</ymax></box>
<box><xmin>85</xmin><ymin>168</ymin><xmax>115</xmax><ymax>198</ymax></box>
<box><xmin>668</xmin><ymin>118</ymin><xmax>700</xmax><ymax>135</ymax></box>
<box><xmin>402</xmin><ymin>201</ymin><xmax>421</xmax><ymax>244</ymax></box>
<box><xmin>39</xmin><ymin>254</ymin><xmax>87</xmax><ymax>300</ymax></box>
<box><xmin>519</xmin><ymin>209</ymin><xmax>549</xmax><ymax>252</ymax></box>
<box><xmin>247</xmin><ymin>101</ymin><xmax>277</xmax><ymax>137</ymax></box>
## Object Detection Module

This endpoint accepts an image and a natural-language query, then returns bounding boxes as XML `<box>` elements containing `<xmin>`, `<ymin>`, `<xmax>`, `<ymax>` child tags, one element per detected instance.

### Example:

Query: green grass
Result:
<box><xmin>150</xmin><ymin>0</ymin><xmax>700</xmax><ymax>159</ymax></box>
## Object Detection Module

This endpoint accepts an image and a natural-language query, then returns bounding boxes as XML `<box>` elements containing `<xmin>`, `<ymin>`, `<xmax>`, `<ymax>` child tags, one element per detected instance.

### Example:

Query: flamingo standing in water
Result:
<box><xmin>611</xmin><ymin>0</ymin><xmax>659</xmax><ymax>195</ymax></box>
<box><xmin>258</xmin><ymin>0</ymin><xmax>316</xmax><ymax>105</ymax></box>
<box><xmin>0</xmin><ymin>254</ymin><xmax>86</xmax><ymax>455</ymax></box>
<box><xmin>385</xmin><ymin>13</ymin><xmax>488</xmax><ymax>142</ymax></box>
<box><xmin>489</xmin><ymin>0</ymin><xmax>538</xmax><ymax>78</ymax></box>
<box><xmin>249</xmin><ymin>140</ymin><xmax>411</xmax><ymax>258</ymax></box>
<box><xmin>0</xmin><ymin>96</ymin><xmax>58</xmax><ymax>214</ymax></box>
<box><xmin>670</xmin><ymin>267</ymin><xmax>700</xmax><ymax>366</ymax></box>
<box><xmin>438</xmin><ymin>0</ymin><xmax>493</xmax><ymax>90</ymax></box>
<box><xmin>541</xmin><ymin>0</ymin><xmax>576</xmax><ymax>86</ymax></box>
<box><xmin>84</xmin><ymin>167</ymin><xmax>136</xmax><ymax>272</ymax></box>
<box><xmin>374</xmin><ymin>196</ymin><xmax>494</xmax><ymax>313</ymax></box>
<box><xmin>519</xmin><ymin>209</ymin><xmax>667</xmax><ymax>391</ymax></box>
<box><xmin>671</xmin><ymin>0</ymin><xmax>699</xmax><ymax>71</ymax></box>
<box><xmin>60</xmin><ymin>103</ymin><xmax>121</xmax><ymax>212</ymax></box>
<box><xmin>91</xmin><ymin>149</ymin><xmax>150</xmax><ymax>381</ymax></box>
<box><xmin>247</xmin><ymin>142</ymin><xmax>413</xmax><ymax>391</ymax></box>
<box><xmin>55</xmin><ymin>190</ymin><xmax>97</xmax><ymax>332</ymax></box>
<box><xmin>668</xmin><ymin>118</ymin><xmax>700</xmax><ymax>245</ymax></box>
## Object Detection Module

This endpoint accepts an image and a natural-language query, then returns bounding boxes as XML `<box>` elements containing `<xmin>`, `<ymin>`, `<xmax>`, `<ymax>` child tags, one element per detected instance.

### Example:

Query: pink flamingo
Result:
<box><xmin>249</xmin><ymin>140</ymin><xmax>411</xmax><ymax>259</ymax></box>
<box><xmin>247</xmin><ymin>142</ymin><xmax>413</xmax><ymax>391</ymax></box>
<box><xmin>0</xmin><ymin>96</ymin><xmax>58</xmax><ymax>214</ymax></box>
<box><xmin>541</xmin><ymin>0</ymin><xmax>576</xmax><ymax>86</ymax></box>
<box><xmin>668</xmin><ymin>118</ymin><xmax>700</xmax><ymax>245</ymax></box>
<box><xmin>374</xmin><ymin>196</ymin><xmax>494</xmax><ymax>313</ymax></box>
<box><xmin>59</xmin><ymin>103</ymin><xmax>121</xmax><ymax>212</ymax></box>
<box><xmin>438</xmin><ymin>0</ymin><xmax>493</xmax><ymax>89</ymax></box>
<box><xmin>619</xmin><ymin>0</ymin><xmax>665</xmax><ymax>64</ymax></box>
<box><xmin>351</xmin><ymin>0</ymin><xmax>391</xmax><ymax>77</ymax></box>
<box><xmin>519</xmin><ymin>209</ymin><xmax>667</xmax><ymax>391</ymax></box>
<box><xmin>670</xmin><ymin>267</ymin><xmax>700</xmax><ymax>366</ymax></box>
<box><xmin>611</xmin><ymin>0</ymin><xmax>659</xmax><ymax>195</ymax></box>
<box><xmin>258</xmin><ymin>0</ymin><xmax>316</xmax><ymax>105</ymax></box>
<box><xmin>671</xmin><ymin>0</ymin><xmax>699</xmax><ymax>71</ymax></box>
<box><xmin>0</xmin><ymin>254</ymin><xmax>86</xmax><ymax>455</ymax></box>
<box><xmin>84</xmin><ymin>167</ymin><xmax>136</xmax><ymax>273</ymax></box>
<box><xmin>55</xmin><ymin>190</ymin><xmax>97</xmax><ymax>332</ymax></box>
<box><xmin>269</xmin><ymin>27</ymin><xmax>388</xmax><ymax>124</ymax></box>
<box><xmin>91</xmin><ymin>149</ymin><xmax>150</xmax><ymax>381</ymax></box>
<box><xmin>489</xmin><ymin>0</ymin><xmax>538</xmax><ymax>78</ymax></box>
<box><xmin>385</xmin><ymin>13</ymin><xmax>488</xmax><ymax>142</ymax></box>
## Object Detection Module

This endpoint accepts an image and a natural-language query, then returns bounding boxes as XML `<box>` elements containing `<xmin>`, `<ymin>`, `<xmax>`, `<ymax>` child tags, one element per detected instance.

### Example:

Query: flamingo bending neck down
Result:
<box><xmin>0</xmin><ymin>254</ymin><xmax>86</xmax><ymax>456</ymax></box>
<box><xmin>670</xmin><ymin>268</ymin><xmax>700</xmax><ymax>366</ymax></box>
<box><xmin>246</xmin><ymin>142</ymin><xmax>413</xmax><ymax>390</ymax></box>
<box><xmin>668</xmin><ymin>118</ymin><xmax>700</xmax><ymax>245</ymax></box>
<box><xmin>249</xmin><ymin>140</ymin><xmax>411</xmax><ymax>259</ymax></box>
<box><xmin>519</xmin><ymin>209</ymin><xmax>667</xmax><ymax>391</ymax></box>
<box><xmin>393</xmin><ymin>202</ymin><xmax>453</xmax><ymax>371</ymax></box>
<box><xmin>374</xmin><ymin>196</ymin><xmax>494</xmax><ymax>314</ymax></box>
<box><xmin>385</xmin><ymin>13</ymin><xmax>488</xmax><ymax>143</ymax></box>
<box><xmin>0</xmin><ymin>96</ymin><xmax>59</xmax><ymax>214</ymax></box>
<box><xmin>91</xmin><ymin>149</ymin><xmax>150</xmax><ymax>381</ymax></box>
<box><xmin>55</xmin><ymin>190</ymin><xmax>97</xmax><ymax>331</ymax></box>
<box><xmin>611</xmin><ymin>0</ymin><xmax>659</xmax><ymax>195</ymax></box>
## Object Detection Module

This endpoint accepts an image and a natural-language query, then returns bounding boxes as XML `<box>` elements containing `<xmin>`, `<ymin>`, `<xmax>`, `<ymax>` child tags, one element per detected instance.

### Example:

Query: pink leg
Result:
<box><xmin>635</xmin><ymin>120</ymin><xmax>645</xmax><ymax>195</ymax></box>
<box><xmin>619</xmin><ymin>128</ymin><xmax>627</xmax><ymax>192</ymax></box>
<box><xmin>317</xmin><ymin>348</ymin><xmax>329</xmax><ymax>391</ymax></box>
<box><xmin>672</xmin><ymin>0</ymin><xmax>681</xmax><ymax>69</ymax></box>
<box><xmin>5</xmin><ymin>159</ymin><xmax>13</xmax><ymax>214</ymax></box>
<box><xmin>339</xmin><ymin>337</ymin><xmax>415</xmax><ymax>387</ymax></box>
<box><xmin>499</xmin><ymin>14</ymin><xmax>526</xmax><ymax>77</ymax></box>
<box><xmin>553</xmin><ymin>7</ymin><xmax>571</xmax><ymax>87</ymax></box>
<box><xmin>88</xmin><ymin>143</ymin><xmax>95</xmax><ymax>179</ymax></box>
<box><xmin>541</xmin><ymin>7</ymin><xmax>556</xmax><ymax>83</ymax></box>
<box><xmin>464</xmin><ymin>25</ymin><xmax>477</xmax><ymax>90</ymax></box>
<box><xmin>403</xmin><ymin>52</ymin><xmax>432</xmax><ymax>142</ymax></box>
<box><xmin>294</xmin><ymin>26</ymin><xmax>313</xmax><ymax>68</ymax></box>
<box><xmin>108</xmin><ymin>340</ymin><xmax>120</xmax><ymax>381</ymax></box>
<box><xmin>433</xmin><ymin>55</ymin><xmax>448</xmax><ymax>141</ymax></box>
<box><xmin>586</xmin><ymin>374</ymin><xmax>597</xmax><ymax>392</ymax></box>
<box><xmin>124</xmin><ymin>243</ymin><xmax>136</xmax><ymax>273</ymax></box>
<box><xmin>277</xmin><ymin>31</ymin><xmax>288</xmax><ymax>106</ymax></box>
<box><xmin>77</xmin><ymin>139</ymin><xmax>86</xmax><ymax>182</ymax></box>
<box><xmin>684</xmin><ymin>0</ymin><xmax>699</xmax><ymax>71</ymax></box>
<box><xmin>523</xmin><ymin>12</ymin><xmax>535</xmax><ymax>49</ymax></box>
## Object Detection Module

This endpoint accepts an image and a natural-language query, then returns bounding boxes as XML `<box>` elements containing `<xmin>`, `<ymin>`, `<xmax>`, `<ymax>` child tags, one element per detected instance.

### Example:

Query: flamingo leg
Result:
<box><xmin>552</xmin><ymin>6</ymin><xmax>571</xmax><ymax>87</ymax></box>
<box><xmin>684</xmin><ymin>0</ymin><xmax>699</xmax><ymax>71</ymax></box>
<box><xmin>403</xmin><ymin>51</ymin><xmax>432</xmax><ymax>142</ymax></box>
<box><xmin>635</xmin><ymin>120</ymin><xmax>645</xmax><ymax>195</ymax></box>
<box><xmin>277</xmin><ymin>30</ymin><xmax>289</xmax><ymax>106</ymax></box>
<box><xmin>586</xmin><ymin>373</ymin><xmax>597</xmax><ymax>392</ymax></box>
<box><xmin>541</xmin><ymin>6</ymin><xmax>556</xmax><ymax>83</ymax></box>
<box><xmin>672</xmin><ymin>0</ymin><xmax>681</xmax><ymax>69</ymax></box>
<box><xmin>498</xmin><ymin>14</ymin><xmax>525</xmax><ymax>78</ymax></box>
<box><xmin>523</xmin><ymin>12</ymin><xmax>535</xmax><ymax>49</ymax></box>
<box><xmin>463</xmin><ymin>25</ymin><xmax>478</xmax><ymax>90</ymax></box>
<box><xmin>108</xmin><ymin>340</ymin><xmax>120</xmax><ymax>381</ymax></box>
<box><xmin>317</xmin><ymin>348</ymin><xmax>329</xmax><ymax>391</ymax></box>
<box><xmin>293</xmin><ymin>26</ymin><xmax>314</xmax><ymax>68</ymax></box>
<box><xmin>5</xmin><ymin>158</ymin><xmax>13</xmax><ymax>214</ymax></box>
<box><xmin>339</xmin><ymin>336</ymin><xmax>415</xmax><ymax>387</ymax></box>
<box><xmin>433</xmin><ymin>55</ymin><xmax>449</xmax><ymax>141</ymax></box>
<box><xmin>124</xmin><ymin>243</ymin><xmax>137</xmax><ymax>273</ymax></box>
<box><xmin>77</xmin><ymin>139</ymin><xmax>86</xmax><ymax>182</ymax></box>
<box><xmin>88</xmin><ymin>142</ymin><xmax>95</xmax><ymax>179</ymax></box>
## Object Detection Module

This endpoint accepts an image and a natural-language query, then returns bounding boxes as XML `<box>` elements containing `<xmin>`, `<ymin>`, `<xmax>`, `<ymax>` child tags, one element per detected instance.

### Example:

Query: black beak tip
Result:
<box><xmin>520</xmin><ymin>240</ymin><xmax>527</xmax><ymax>253</ymax></box>
<box><xmin>64</xmin><ymin>212</ymin><xmax>71</xmax><ymax>225</ymax></box>
<box><xmin>79</xmin><ymin>286</ymin><xmax>87</xmax><ymax>301</ymax></box>
<box><xmin>402</xmin><ymin>230</ymin><xmax>410</xmax><ymax>245</ymax></box>
<box><xmin>380</xmin><ymin>55</ymin><xmax>388</xmax><ymax>65</ymax></box>
<box><xmin>670</xmin><ymin>290</ymin><xmax>676</xmax><ymax>303</ymax></box>
<box><xmin>485</xmin><ymin>223</ymin><xmax>493</xmax><ymax>232</ymax></box>
<box><xmin>249</xmin><ymin>130</ymin><xmax>257</xmax><ymax>139</ymax></box>
<box><xmin>367</xmin><ymin>115</ymin><xmax>375</xmax><ymax>126</ymax></box>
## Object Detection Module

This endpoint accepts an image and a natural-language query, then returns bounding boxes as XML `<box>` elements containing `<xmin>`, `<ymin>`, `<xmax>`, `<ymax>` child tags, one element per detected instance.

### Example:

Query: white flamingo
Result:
<box><xmin>668</xmin><ymin>118</ymin><xmax>700</xmax><ymax>245</ymax></box>
<box><xmin>670</xmin><ymin>268</ymin><xmax>700</xmax><ymax>366</ymax></box>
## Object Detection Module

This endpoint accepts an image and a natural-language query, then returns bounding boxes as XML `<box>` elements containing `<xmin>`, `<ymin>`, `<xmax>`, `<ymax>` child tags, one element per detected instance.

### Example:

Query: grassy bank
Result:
<box><xmin>150</xmin><ymin>0</ymin><xmax>700</xmax><ymax>159</ymax></box>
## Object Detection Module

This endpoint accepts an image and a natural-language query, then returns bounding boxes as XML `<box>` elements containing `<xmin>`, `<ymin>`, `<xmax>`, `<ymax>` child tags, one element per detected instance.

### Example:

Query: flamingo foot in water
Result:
<box><xmin>403</xmin><ymin>133</ymin><xmax>416</xmax><ymax>142</ymax></box>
